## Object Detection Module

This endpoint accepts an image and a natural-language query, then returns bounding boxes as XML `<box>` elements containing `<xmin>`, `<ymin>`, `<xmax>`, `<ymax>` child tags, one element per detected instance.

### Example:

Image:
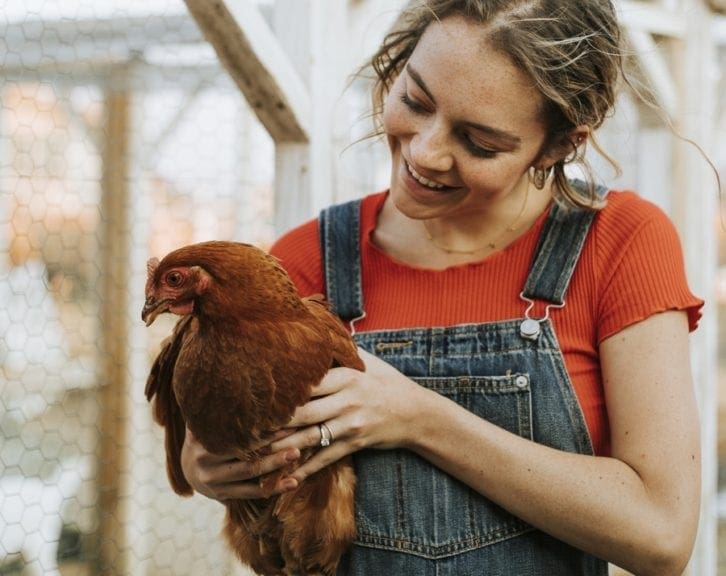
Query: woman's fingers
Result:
<box><xmin>286</xmin><ymin>368</ymin><xmax>360</xmax><ymax>428</ymax></box>
<box><xmin>181</xmin><ymin>428</ymin><xmax>301</xmax><ymax>501</ymax></box>
<box><xmin>290</xmin><ymin>435</ymin><xmax>353</xmax><ymax>484</ymax></box>
<box><xmin>309</xmin><ymin>364</ymin><xmax>363</xmax><ymax>397</ymax></box>
<box><xmin>268</xmin><ymin>418</ymin><xmax>358</xmax><ymax>484</ymax></box>
<box><xmin>270</xmin><ymin>424</ymin><xmax>324</xmax><ymax>453</ymax></box>
<box><xmin>192</xmin><ymin>447</ymin><xmax>301</xmax><ymax>500</ymax></box>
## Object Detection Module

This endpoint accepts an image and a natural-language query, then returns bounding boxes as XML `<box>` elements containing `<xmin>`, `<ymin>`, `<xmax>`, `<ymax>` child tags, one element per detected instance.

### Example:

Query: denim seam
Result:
<box><xmin>353</xmin><ymin>522</ymin><xmax>535</xmax><ymax>560</ymax></box>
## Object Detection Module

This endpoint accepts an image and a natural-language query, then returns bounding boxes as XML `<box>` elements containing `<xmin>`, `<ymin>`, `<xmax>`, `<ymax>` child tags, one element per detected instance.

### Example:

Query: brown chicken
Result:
<box><xmin>141</xmin><ymin>240</ymin><xmax>362</xmax><ymax>576</ymax></box>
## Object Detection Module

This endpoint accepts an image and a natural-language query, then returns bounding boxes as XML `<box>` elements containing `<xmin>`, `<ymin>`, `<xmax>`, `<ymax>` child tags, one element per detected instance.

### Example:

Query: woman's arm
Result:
<box><xmin>277</xmin><ymin>310</ymin><xmax>700</xmax><ymax>576</ymax></box>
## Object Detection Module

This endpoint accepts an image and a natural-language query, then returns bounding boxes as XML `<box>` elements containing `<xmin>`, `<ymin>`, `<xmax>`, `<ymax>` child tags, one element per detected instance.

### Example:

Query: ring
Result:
<box><xmin>318</xmin><ymin>423</ymin><xmax>333</xmax><ymax>447</ymax></box>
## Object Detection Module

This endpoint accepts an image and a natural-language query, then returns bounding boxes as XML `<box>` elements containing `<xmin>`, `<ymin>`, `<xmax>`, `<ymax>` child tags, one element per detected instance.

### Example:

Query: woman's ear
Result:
<box><xmin>535</xmin><ymin>126</ymin><xmax>590</xmax><ymax>170</ymax></box>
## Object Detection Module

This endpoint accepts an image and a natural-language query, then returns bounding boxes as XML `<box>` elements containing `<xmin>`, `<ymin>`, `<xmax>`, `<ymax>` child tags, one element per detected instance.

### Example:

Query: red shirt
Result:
<box><xmin>270</xmin><ymin>190</ymin><xmax>703</xmax><ymax>455</ymax></box>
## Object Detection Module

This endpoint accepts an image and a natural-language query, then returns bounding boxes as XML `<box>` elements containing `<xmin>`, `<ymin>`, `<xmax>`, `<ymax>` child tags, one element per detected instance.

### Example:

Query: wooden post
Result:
<box><xmin>672</xmin><ymin>4</ymin><xmax>719</xmax><ymax>575</ymax></box>
<box><xmin>95</xmin><ymin>71</ymin><xmax>131</xmax><ymax>576</ymax></box>
<box><xmin>271</xmin><ymin>0</ymin><xmax>311</xmax><ymax>234</ymax></box>
<box><xmin>272</xmin><ymin>0</ymin><xmax>351</xmax><ymax>232</ymax></box>
<box><xmin>616</xmin><ymin>3</ymin><xmax>719</xmax><ymax>569</ymax></box>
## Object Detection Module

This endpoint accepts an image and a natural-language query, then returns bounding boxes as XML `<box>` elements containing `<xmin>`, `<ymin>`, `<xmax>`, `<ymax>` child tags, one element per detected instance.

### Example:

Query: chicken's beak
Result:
<box><xmin>142</xmin><ymin>296</ymin><xmax>171</xmax><ymax>326</ymax></box>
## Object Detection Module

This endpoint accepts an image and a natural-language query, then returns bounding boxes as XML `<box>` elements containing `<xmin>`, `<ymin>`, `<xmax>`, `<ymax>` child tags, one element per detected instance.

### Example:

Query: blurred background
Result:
<box><xmin>0</xmin><ymin>0</ymin><xmax>724</xmax><ymax>574</ymax></box>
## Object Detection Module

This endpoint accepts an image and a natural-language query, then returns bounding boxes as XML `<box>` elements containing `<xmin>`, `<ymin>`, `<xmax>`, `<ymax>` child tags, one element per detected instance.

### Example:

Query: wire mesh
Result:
<box><xmin>1</xmin><ymin>2</ymin><xmax>276</xmax><ymax>574</ymax></box>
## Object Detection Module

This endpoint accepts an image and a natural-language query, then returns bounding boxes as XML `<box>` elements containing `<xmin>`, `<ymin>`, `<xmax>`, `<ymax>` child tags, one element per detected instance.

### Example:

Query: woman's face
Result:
<box><xmin>383</xmin><ymin>15</ymin><xmax>552</xmax><ymax>221</ymax></box>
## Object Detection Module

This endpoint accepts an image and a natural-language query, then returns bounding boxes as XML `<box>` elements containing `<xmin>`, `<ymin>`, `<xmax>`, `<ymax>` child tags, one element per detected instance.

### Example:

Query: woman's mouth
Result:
<box><xmin>406</xmin><ymin>162</ymin><xmax>448</xmax><ymax>190</ymax></box>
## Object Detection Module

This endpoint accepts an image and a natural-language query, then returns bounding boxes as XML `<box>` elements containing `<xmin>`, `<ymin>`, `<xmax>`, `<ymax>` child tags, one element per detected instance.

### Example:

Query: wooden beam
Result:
<box><xmin>184</xmin><ymin>0</ymin><xmax>310</xmax><ymax>143</ymax></box>
<box><xmin>271</xmin><ymin>0</ymin><xmax>354</xmax><ymax>232</ymax></box>
<box><xmin>616</xmin><ymin>0</ymin><xmax>686</xmax><ymax>38</ymax></box>
<box><xmin>95</xmin><ymin>71</ymin><xmax>132</xmax><ymax>576</ymax></box>
<box><xmin>714</xmin><ymin>14</ymin><xmax>726</xmax><ymax>44</ymax></box>
<box><xmin>671</xmin><ymin>4</ymin><xmax>720</xmax><ymax>574</ymax></box>
<box><xmin>271</xmin><ymin>0</ymin><xmax>313</xmax><ymax>233</ymax></box>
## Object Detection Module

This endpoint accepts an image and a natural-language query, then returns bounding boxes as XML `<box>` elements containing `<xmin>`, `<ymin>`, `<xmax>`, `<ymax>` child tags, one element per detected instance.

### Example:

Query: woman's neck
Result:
<box><xmin>373</xmin><ymin>184</ymin><xmax>552</xmax><ymax>270</ymax></box>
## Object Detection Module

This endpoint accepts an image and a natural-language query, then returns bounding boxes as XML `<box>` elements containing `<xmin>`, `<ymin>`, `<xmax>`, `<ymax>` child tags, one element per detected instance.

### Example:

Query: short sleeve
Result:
<box><xmin>595</xmin><ymin>194</ymin><xmax>703</xmax><ymax>343</ymax></box>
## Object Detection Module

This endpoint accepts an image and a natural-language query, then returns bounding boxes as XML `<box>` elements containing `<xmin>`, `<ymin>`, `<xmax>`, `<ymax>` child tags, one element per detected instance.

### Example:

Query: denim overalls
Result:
<box><xmin>319</xmin><ymin>189</ymin><xmax>608</xmax><ymax>576</ymax></box>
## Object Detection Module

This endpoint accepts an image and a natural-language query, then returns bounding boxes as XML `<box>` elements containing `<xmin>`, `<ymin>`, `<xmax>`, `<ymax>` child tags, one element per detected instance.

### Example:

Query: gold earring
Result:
<box><xmin>531</xmin><ymin>166</ymin><xmax>552</xmax><ymax>190</ymax></box>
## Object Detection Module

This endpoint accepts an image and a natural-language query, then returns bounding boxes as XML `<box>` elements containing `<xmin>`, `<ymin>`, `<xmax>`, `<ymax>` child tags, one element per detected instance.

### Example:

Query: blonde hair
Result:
<box><xmin>364</xmin><ymin>0</ymin><xmax>628</xmax><ymax>209</ymax></box>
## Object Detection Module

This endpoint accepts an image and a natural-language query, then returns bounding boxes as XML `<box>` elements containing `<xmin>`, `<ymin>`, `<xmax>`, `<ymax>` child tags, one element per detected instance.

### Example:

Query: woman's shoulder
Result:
<box><xmin>590</xmin><ymin>189</ymin><xmax>682</xmax><ymax>258</ymax></box>
<box><xmin>595</xmin><ymin>189</ymin><xmax>675</xmax><ymax>234</ymax></box>
<box><xmin>589</xmin><ymin>187</ymin><xmax>689</xmax><ymax>266</ymax></box>
<box><xmin>587</xmin><ymin>188</ymin><xmax>702</xmax><ymax>336</ymax></box>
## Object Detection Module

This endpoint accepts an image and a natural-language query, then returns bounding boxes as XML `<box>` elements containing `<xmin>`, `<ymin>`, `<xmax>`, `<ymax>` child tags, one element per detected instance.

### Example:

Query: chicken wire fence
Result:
<box><xmin>0</xmin><ymin>2</ymin><xmax>283</xmax><ymax>575</ymax></box>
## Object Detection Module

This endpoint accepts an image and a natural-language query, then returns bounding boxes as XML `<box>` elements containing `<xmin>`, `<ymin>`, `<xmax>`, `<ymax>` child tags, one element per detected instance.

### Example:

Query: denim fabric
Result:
<box><xmin>319</xmin><ymin>188</ymin><xmax>608</xmax><ymax>575</ymax></box>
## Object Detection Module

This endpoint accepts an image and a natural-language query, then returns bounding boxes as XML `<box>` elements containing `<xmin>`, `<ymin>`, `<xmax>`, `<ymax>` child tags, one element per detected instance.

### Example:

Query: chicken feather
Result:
<box><xmin>142</xmin><ymin>240</ymin><xmax>361</xmax><ymax>575</ymax></box>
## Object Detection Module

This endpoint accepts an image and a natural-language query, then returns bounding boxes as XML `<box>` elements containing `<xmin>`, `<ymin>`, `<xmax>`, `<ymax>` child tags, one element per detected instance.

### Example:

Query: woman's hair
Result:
<box><xmin>364</xmin><ymin>0</ymin><xmax>627</xmax><ymax>209</ymax></box>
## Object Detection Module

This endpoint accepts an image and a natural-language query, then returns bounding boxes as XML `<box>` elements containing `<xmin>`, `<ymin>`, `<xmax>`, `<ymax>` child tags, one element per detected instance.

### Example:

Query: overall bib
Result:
<box><xmin>319</xmin><ymin>190</ymin><xmax>608</xmax><ymax>576</ymax></box>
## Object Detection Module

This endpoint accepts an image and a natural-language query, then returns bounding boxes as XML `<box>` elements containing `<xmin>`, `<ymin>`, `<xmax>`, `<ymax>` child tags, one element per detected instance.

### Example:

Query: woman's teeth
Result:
<box><xmin>407</xmin><ymin>163</ymin><xmax>446</xmax><ymax>190</ymax></box>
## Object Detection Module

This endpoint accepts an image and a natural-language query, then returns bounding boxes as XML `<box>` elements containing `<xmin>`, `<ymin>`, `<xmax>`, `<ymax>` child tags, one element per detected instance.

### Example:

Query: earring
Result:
<box><xmin>531</xmin><ymin>166</ymin><xmax>552</xmax><ymax>190</ymax></box>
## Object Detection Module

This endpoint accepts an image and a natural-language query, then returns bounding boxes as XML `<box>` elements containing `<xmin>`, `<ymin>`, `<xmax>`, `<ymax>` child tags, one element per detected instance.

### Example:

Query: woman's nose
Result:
<box><xmin>408</xmin><ymin>120</ymin><xmax>454</xmax><ymax>173</ymax></box>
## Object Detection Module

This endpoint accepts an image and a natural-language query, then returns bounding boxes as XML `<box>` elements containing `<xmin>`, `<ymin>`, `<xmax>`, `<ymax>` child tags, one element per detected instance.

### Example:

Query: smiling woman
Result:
<box><xmin>379</xmin><ymin>16</ymin><xmax>565</xmax><ymax>261</ymax></box>
<box><xmin>179</xmin><ymin>2</ymin><xmax>705</xmax><ymax>575</ymax></box>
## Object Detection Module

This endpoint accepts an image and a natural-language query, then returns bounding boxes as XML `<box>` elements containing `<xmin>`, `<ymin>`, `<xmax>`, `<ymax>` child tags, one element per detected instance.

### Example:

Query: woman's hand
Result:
<box><xmin>178</xmin><ymin>348</ymin><xmax>425</xmax><ymax>500</ymax></box>
<box><xmin>180</xmin><ymin>427</ymin><xmax>301</xmax><ymax>501</ymax></box>
<box><xmin>269</xmin><ymin>348</ymin><xmax>433</xmax><ymax>484</ymax></box>
<box><xmin>181</xmin><ymin>349</ymin><xmax>427</xmax><ymax>501</ymax></box>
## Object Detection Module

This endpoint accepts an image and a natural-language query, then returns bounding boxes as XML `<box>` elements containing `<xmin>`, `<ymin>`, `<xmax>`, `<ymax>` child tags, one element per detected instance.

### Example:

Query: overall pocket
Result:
<box><xmin>353</xmin><ymin>373</ymin><xmax>534</xmax><ymax>559</ymax></box>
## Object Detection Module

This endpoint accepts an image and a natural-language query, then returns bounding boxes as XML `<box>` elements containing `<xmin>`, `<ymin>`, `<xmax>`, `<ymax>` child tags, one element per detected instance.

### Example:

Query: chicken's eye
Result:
<box><xmin>166</xmin><ymin>271</ymin><xmax>184</xmax><ymax>287</ymax></box>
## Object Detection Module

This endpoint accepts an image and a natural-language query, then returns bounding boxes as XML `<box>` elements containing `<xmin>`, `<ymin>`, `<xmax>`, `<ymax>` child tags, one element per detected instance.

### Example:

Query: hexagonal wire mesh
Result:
<box><xmin>0</xmin><ymin>1</ymin><xmax>282</xmax><ymax>574</ymax></box>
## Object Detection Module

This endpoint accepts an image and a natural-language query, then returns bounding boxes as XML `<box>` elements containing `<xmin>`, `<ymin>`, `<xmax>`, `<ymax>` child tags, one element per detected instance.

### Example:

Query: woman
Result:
<box><xmin>182</xmin><ymin>1</ymin><xmax>703</xmax><ymax>574</ymax></box>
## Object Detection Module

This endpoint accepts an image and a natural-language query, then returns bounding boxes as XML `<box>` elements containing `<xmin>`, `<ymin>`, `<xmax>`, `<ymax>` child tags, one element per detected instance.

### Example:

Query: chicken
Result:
<box><xmin>141</xmin><ymin>240</ymin><xmax>362</xmax><ymax>576</ymax></box>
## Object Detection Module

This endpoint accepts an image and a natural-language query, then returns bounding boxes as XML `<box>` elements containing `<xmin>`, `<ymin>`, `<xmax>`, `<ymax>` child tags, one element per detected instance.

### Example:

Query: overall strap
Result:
<box><xmin>318</xmin><ymin>199</ymin><xmax>365</xmax><ymax>321</ymax></box>
<box><xmin>522</xmin><ymin>180</ymin><xmax>608</xmax><ymax>305</ymax></box>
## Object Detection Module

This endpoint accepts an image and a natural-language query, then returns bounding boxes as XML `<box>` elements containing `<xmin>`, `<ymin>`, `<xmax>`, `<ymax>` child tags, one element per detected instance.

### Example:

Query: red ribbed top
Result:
<box><xmin>270</xmin><ymin>190</ymin><xmax>703</xmax><ymax>455</ymax></box>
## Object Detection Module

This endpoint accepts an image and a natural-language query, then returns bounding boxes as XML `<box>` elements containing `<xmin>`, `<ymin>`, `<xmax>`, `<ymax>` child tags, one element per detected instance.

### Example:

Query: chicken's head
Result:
<box><xmin>142</xmin><ymin>257</ymin><xmax>211</xmax><ymax>326</ymax></box>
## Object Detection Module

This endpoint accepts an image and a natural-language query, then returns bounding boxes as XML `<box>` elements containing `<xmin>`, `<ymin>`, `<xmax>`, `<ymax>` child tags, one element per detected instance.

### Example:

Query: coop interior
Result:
<box><xmin>0</xmin><ymin>1</ymin><xmax>724</xmax><ymax>575</ymax></box>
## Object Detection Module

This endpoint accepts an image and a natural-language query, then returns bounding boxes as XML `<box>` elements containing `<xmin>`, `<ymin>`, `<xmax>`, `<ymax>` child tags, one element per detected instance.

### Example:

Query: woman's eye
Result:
<box><xmin>400</xmin><ymin>92</ymin><xmax>428</xmax><ymax>114</ymax></box>
<box><xmin>399</xmin><ymin>89</ymin><xmax>498</xmax><ymax>159</ymax></box>
<box><xmin>460</xmin><ymin>131</ymin><xmax>498</xmax><ymax>159</ymax></box>
<box><xmin>166</xmin><ymin>271</ymin><xmax>183</xmax><ymax>287</ymax></box>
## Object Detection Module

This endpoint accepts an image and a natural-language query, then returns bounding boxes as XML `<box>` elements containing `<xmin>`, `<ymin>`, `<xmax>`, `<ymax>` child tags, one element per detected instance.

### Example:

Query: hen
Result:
<box><xmin>141</xmin><ymin>240</ymin><xmax>361</xmax><ymax>576</ymax></box>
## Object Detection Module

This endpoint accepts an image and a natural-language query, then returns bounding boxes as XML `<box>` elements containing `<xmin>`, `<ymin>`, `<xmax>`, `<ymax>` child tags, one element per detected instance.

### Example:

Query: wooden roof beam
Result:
<box><xmin>184</xmin><ymin>0</ymin><xmax>310</xmax><ymax>143</ymax></box>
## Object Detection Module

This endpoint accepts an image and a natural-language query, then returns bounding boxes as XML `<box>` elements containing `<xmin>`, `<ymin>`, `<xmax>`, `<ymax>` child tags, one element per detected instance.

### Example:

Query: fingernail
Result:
<box><xmin>280</xmin><ymin>478</ymin><xmax>298</xmax><ymax>491</ymax></box>
<box><xmin>285</xmin><ymin>449</ymin><xmax>300</xmax><ymax>463</ymax></box>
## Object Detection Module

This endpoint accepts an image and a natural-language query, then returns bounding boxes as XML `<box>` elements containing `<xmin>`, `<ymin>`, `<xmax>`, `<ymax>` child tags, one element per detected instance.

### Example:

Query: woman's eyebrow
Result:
<box><xmin>405</xmin><ymin>63</ymin><xmax>522</xmax><ymax>148</ymax></box>
<box><xmin>406</xmin><ymin>63</ymin><xmax>437</xmax><ymax>103</ymax></box>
